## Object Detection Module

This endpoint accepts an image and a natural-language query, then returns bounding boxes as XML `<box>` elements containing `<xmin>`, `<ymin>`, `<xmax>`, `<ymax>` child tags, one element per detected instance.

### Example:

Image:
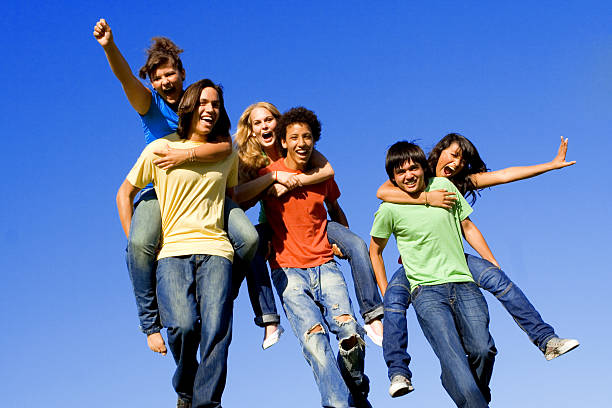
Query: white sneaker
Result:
<box><xmin>389</xmin><ymin>374</ymin><xmax>414</xmax><ymax>398</ymax></box>
<box><xmin>262</xmin><ymin>325</ymin><xmax>284</xmax><ymax>350</ymax></box>
<box><xmin>364</xmin><ymin>323</ymin><xmax>383</xmax><ymax>347</ymax></box>
<box><xmin>544</xmin><ymin>337</ymin><xmax>580</xmax><ymax>361</ymax></box>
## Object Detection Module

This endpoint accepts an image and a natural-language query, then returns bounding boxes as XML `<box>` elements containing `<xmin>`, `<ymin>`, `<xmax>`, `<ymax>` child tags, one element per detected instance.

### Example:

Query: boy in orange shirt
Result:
<box><xmin>260</xmin><ymin>107</ymin><xmax>370</xmax><ymax>408</ymax></box>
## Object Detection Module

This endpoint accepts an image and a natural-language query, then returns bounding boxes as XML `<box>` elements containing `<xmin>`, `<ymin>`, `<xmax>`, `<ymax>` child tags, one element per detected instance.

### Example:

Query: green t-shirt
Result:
<box><xmin>370</xmin><ymin>177</ymin><xmax>474</xmax><ymax>289</ymax></box>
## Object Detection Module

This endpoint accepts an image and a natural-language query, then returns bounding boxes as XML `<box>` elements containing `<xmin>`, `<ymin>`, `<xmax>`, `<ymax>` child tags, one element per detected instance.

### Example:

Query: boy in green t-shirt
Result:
<box><xmin>369</xmin><ymin>141</ymin><xmax>497</xmax><ymax>407</ymax></box>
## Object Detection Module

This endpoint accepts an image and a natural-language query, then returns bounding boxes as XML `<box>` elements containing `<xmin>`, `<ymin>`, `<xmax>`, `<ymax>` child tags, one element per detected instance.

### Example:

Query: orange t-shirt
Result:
<box><xmin>260</xmin><ymin>159</ymin><xmax>340</xmax><ymax>269</ymax></box>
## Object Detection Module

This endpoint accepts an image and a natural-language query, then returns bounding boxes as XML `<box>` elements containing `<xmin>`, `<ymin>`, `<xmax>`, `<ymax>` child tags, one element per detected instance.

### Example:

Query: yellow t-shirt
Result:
<box><xmin>127</xmin><ymin>133</ymin><xmax>238</xmax><ymax>261</ymax></box>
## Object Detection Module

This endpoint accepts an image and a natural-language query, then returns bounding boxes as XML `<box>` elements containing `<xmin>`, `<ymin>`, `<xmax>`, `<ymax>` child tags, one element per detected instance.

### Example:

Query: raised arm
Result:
<box><xmin>369</xmin><ymin>236</ymin><xmax>390</xmax><ymax>296</ymax></box>
<box><xmin>152</xmin><ymin>136</ymin><xmax>233</xmax><ymax>170</ymax></box>
<box><xmin>460</xmin><ymin>217</ymin><xmax>499</xmax><ymax>267</ymax></box>
<box><xmin>470</xmin><ymin>137</ymin><xmax>576</xmax><ymax>189</ymax></box>
<box><xmin>325</xmin><ymin>199</ymin><xmax>349</xmax><ymax>228</ymax></box>
<box><xmin>377</xmin><ymin>179</ymin><xmax>457</xmax><ymax>209</ymax></box>
<box><xmin>93</xmin><ymin>19</ymin><xmax>152</xmax><ymax>114</ymax></box>
<box><xmin>116</xmin><ymin>179</ymin><xmax>142</xmax><ymax>238</ymax></box>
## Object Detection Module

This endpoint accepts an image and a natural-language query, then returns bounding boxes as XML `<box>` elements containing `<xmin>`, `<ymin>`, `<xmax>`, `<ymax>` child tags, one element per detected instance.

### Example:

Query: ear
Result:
<box><xmin>281</xmin><ymin>137</ymin><xmax>287</xmax><ymax>149</ymax></box>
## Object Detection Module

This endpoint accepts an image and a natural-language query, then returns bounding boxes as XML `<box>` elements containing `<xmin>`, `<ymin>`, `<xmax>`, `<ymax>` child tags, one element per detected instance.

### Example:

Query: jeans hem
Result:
<box><xmin>141</xmin><ymin>325</ymin><xmax>162</xmax><ymax>335</ymax></box>
<box><xmin>362</xmin><ymin>304</ymin><xmax>384</xmax><ymax>324</ymax></box>
<box><xmin>254</xmin><ymin>313</ymin><xmax>281</xmax><ymax>327</ymax></box>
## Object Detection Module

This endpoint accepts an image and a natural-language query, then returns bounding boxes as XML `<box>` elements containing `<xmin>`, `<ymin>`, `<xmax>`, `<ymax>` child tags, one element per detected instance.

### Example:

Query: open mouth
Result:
<box><xmin>442</xmin><ymin>164</ymin><xmax>456</xmax><ymax>176</ymax></box>
<box><xmin>200</xmin><ymin>115</ymin><xmax>214</xmax><ymax>125</ymax></box>
<box><xmin>403</xmin><ymin>179</ymin><xmax>419</xmax><ymax>189</ymax></box>
<box><xmin>261</xmin><ymin>131</ymin><xmax>274</xmax><ymax>142</ymax></box>
<box><xmin>295</xmin><ymin>148</ymin><xmax>311</xmax><ymax>159</ymax></box>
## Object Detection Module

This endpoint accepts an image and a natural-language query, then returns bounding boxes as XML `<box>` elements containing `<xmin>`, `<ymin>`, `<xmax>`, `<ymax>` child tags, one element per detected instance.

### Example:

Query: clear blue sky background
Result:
<box><xmin>2</xmin><ymin>1</ymin><xmax>610</xmax><ymax>407</ymax></box>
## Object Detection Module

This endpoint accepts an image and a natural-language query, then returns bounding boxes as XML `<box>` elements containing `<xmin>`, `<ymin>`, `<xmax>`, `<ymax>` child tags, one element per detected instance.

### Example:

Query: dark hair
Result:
<box><xmin>385</xmin><ymin>141</ymin><xmax>433</xmax><ymax>185</ymax></box>
<box><xmin>428</xmin><ymin>133</ymin><xmax>488</xmax><ymax>204</ymax></box>
<box><xmin>176</xmin><ymin>79</ymin><xmax>231</xmax><ymax>141</ymax></box>
<box><xmin>277</xmin><ymin>107</ymin><xmax>322</xmax><ymax>143</ymax></box>
<box><xmin>138</xmin><ymin>37</ymin><xmax>184</xmax><ymax>80</ymax></box>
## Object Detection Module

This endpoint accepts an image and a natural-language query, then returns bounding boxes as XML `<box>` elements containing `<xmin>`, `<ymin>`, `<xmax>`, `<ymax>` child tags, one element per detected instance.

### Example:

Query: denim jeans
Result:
<box><xmin>466</xmin><ymin>254</ymin><xmax>556</xmax><ymax>351</ymax></box>
<box><xmin>126</xmin><ymin>192</ymin><xmax>259</xmax><ymax>334</ymax></box>
<box><xmin>382</xmin><ymin>267</ymin><xmax>413</xmax><ymax>381</ymax></box>
<box><xmin>231</xmin><ymin>223</ymin><xmax>280</xmax><ymax>327</ymax></box>
<box><xmin>272</xmin><ymin>261</ymin><xmax>370</xmax><ymax>408</ymax></box>
<box><xmin>327</xmin><ymin>222</ymin><xmax>383</xmax><ymax>324</ymax></box>
<box><xmin>412</xmin><ymin>282</ymin><xmax>496</xmax><ymax>407</ymax></box>
<box><xmin>156</xmin><ymin>254</ymin><xmax>233</xmax><ymax>407</ymax></box>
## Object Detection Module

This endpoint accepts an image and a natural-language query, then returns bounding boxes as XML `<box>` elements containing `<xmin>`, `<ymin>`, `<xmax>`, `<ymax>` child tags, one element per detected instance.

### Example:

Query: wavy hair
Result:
<box><xmin>428</xmin><ymin>133</ymin><xmax>488</xmax><ymax>204</ymax></box>
<box><xmin>176</xmin><ymin>79</ymin><xmax>230</xmax><ymax>141</ymax></box>
<box><xmin>138</xmin><ymin>37</ymin><xmax>184</xmax><ymax>80</ymax></box>
<box><xmin>234</xmin><ymin>102</ymin><xmax>282</xmax><ymax>182</ymax></box>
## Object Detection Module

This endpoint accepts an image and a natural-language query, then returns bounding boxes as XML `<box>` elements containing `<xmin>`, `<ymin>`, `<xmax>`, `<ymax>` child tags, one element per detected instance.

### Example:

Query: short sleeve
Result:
<box><xmin>325</xmin><ymin>178</ymin><xmax>341</xmax><ymax>202</ymax></box>
<box><xmin>226</xmin><ymin>154</ymin><xmax>239</xmax><ymax>189</ymax></box>
<box><xmin>443</xmin><ymin>179</ymin><xmax>473</xmax><ymax>221</ymax></box>
<box><xmin>370</xmin><ymin>203</ymin><xmax>394</xmax><ymax>239</ymax></box>
<box><xmin>126</xmin><ymin>146</ymin><xmax>156</xmax><ymax>189</ymax></box>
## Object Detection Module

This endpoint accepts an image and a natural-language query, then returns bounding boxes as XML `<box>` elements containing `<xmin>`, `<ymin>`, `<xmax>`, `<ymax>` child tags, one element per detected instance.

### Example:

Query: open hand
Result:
<box><xmin>427</xmin><ymin>189</ymin><xmax>457</xmax><ymax>209</ymax></box>
<box><xmin>153</xmin><ymin>145</ymin><xmax>189</xmax><ymax>170</ymax></box>
<box><xmin>551</xmin><ymin>136</ymin><xmax>576</xmax><ymax>169</ymax></box>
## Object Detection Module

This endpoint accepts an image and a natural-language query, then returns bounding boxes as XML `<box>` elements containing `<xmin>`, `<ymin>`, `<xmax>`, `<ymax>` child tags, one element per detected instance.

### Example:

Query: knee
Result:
<box><xmin>236</xmin><ymin>227</ymin><xmax>259</xmax><ymax>262</ymax></box>
<box><xmin>128</xmin><ymin>229</ymin><xmax>159</xmax><ymax>257</ymax></box>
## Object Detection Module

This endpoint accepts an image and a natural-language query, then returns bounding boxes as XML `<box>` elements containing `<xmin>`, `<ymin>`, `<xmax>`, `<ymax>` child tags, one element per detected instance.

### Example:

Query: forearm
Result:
<box><xmin>298</xmin><ymin>149</ymin><xmax>334</xmax><ymax>186</ymax></box>
<box><xmin>327</xmin><ymin>203</ymin><xmax>349</xmax><ymax>228</ymax></box>
<box><xmin>377</xmin><ymin>180</ymin><xmax>427</xmax><ymax>204</ymax></box>
<box><xmin>369</xmin><ymin>238</ymin><xmax>389</xmax><ymax>296</ymax></box>
<box><xmin>462</xmin><ymin>219</ymin><xmax>499</xmax><ymax>267</ymax></box>
<box><xmin>233</xmin><ymin>172</ymin><xmax>277</xmax><ymax>204</ymax></box>
<box><xmin>471</xmin><ymin>162</ymin><xmax>557</xmax><ymax>189</ymax></box>
<box><xmin>193</xmin><ymin>138</ymin><xmax>232</xmax><ymax>163</ymax></box>
<box><xmin>116</xmin><ymin>180</ymin><xmax>139</xmax><ymax>238</ymax></box>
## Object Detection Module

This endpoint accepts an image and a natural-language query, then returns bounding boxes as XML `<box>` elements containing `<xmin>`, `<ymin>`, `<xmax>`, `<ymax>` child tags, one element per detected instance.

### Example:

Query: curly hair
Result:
<box><xmin>234</xmin><ymin>102</ymin><xmax>282</xmax><ymax>183</ymax></box>
<box><xmin>176</xmin><ymin>79</ymin><xmax>231</xmax><ymax>141</ymax></box>
<box><xmin>277</xmin><ymin>107</ymin><xmax>322</xmax><ymax>145</ymax></box>
<box><xmin>385</xmin><ymin>141</ymin><xmax>433</xmax><ymax>186</ymax></box>
<box><xmin>138</xmin><ymin>37</ymin><xmax>184</xmax><ymax>80</ymax></box>
<box><xmin>428</xmin><ymin>133</ymin><xmax>488</xmax><ymax>204</ymax></box>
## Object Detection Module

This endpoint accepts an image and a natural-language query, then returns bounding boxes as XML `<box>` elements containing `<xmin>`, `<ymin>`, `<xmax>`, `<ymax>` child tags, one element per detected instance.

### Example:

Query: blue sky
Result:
<box><xmin>2</xmin><ymin>1</ymin><xmax>610</xmax><ymax>407</ymax></box>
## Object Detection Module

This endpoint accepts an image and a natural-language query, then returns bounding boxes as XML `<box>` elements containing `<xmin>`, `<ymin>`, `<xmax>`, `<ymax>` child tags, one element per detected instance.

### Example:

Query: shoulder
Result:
<box><xmin>429</xmin><ymin>177</ymin><xmax>459</xmax><ymax>192</ymax></box>
<box><xmin>259</xmin><ymin>158</ymin><xmax>286</xmax><ymax>175</ymax></box>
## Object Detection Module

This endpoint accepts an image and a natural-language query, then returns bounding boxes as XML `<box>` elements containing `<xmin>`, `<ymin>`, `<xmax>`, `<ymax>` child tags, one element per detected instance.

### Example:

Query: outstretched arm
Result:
<box><xmin>93</xmin><ymin>18</ymin><xmax>152</xmax><ymax>114</ymax></box>
<box><xmin>369</xmin><ymin>236</ymin><xmax>390</xmax><ymax>296</ymax></box>
<box><xmin>461</xmin><ymin>217</ymin><xmax>499</xmax><ymax>267</ymax></box>
<box><xmin>377</xmin><ymin>179</ymin><xmax>457</xmax><ymax>209</ymax></box>
<box><xmin>116</xmin><ymin>179</ymin><xmax>142</xmax><ymax>238</ymax></box>
<box><xmin>470</xmin><ymin>137</ymin><xmax>576</xmax><ymax>189</ymax></box>
<box><xmin>152</xmin><ymin>136</ymin><xmax>233</xmax><ymax>170</ymax></box>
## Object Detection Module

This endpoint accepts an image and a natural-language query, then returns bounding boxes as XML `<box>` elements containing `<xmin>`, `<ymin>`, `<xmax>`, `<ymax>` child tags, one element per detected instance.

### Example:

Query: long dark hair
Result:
<box><xmin>428</xmin><ymin>133</ymin><xmax>488</xmax><ymax>204</ymax></box>
<box><xmin>176</xmin><ymin>79</ymin><xmax>231</xmax><ymax>141</ymax></box>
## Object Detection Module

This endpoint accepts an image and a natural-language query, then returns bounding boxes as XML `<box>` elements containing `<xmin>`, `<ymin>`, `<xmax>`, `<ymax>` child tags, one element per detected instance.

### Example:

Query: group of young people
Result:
<box><xmin>95</xmin><ymin>18</ymin><xmax>579</xmax><ymax>408</ymax></box>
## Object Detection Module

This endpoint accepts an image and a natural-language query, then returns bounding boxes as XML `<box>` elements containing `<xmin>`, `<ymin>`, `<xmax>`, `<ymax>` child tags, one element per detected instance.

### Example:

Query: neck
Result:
<box><xmin>283</xmin><ymin>157</ymin><xmax>306</xmax><ymax>171</ymax></box>
<box><xmin>265</xmin><ymin>145</ymin><xmax>282</xmax><ymax>162</ymax></box>
<box><xmin>187</xmin><ymin>131</ymin><xmax>207</xmax><ymax>143</ymax></box>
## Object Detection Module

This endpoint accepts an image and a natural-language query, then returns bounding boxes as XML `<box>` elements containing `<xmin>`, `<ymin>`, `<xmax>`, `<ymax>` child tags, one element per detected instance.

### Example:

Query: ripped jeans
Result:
<box><xmin>272</xmin><ymin>261</ymin><xmax>370</xmax><ymax>408</ymax></box>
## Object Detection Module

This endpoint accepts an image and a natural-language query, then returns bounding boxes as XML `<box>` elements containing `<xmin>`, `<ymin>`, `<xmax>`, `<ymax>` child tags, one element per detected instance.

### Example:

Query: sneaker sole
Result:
<box><xmin>545</xmin><ymin>339</ymin><xmax>580</xmax><ymax>361</ymax></box>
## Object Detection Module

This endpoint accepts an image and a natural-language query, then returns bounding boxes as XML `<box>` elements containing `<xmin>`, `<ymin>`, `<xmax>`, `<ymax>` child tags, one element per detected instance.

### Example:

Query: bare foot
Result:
<box><xmin>147</xmin><ymin>332</ymin><xmax>167</xmax><ymax>355</ymax></box>
<box><xmin>368</xmin><ymin>319</ymin><xmax>383</xmax><ymax>337</ymax></box>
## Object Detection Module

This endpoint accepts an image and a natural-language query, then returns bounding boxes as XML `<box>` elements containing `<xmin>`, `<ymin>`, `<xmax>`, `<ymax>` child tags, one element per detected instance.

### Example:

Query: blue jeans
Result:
<box><xmin>157</xmin><ymin>254</ymin><xmax>233</xmax><ymax>407</ymax></box>
<box><xmin>272</xmin><ymin>262</ymin><xmax>370</xmax><ymax>408</ymax></box>
<box><xmin>382</xmin><ymin>267</ymin><xmax>413</xmax><ymax>381</ymax></box>
<box><xmin>327</xmin><ymin>222</ymin><xmax>383</xmax><ymax>324</ymax></box>
<box><xmin>466</xmin><ymin>255</ymin><xmax>556</xmax><ymax>351</ymax></box>
<box><xmin>126</xmin><ymin>192</ymin><xmax>261</xmax><ymax>334</ymax></box>
<box><xmin>231</xmin><ymin>223</ymin><xmax>280</xmax><ymax>327</ymax></box>
<box><xmin>412</xmin><ymin>282</ymin><xmax>496</xmax><ymax>407</ymax></box>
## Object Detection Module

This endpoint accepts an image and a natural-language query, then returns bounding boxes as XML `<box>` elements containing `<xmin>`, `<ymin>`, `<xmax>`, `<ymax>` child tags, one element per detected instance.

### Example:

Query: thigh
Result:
<box><xmin>454</xmin><ymin>283</ymin><xmax>493</xmax><ymax>351</ymax></box>
<box><xmin>272</xmin><ymin>268</ymin><xmax>325</xmax><ymax>340</ymax></box>
<box><xmin>224</xmin><ymin>198</ymin><xmax>259</xmax><ymax>261</ymax></box>
<box><xmin>156</xmin><ymin>257</ymin><xmax>198</xmax><ymax>328</ymax></box>
<box><xmin>129</xmin><ymin>192</ymin><xmax>162</xmax><ymax>245</ymax></box>
<box><xmin>196</xmin><ymin>255</ymin><xmax>233</xmax><ymax>313</ymax></box>
<box><xmin>318</xmin><ymin>262</ymin><xmax>360</xmax><ymax>336</ymax></box>
<box><xmin>384</xmin><ymin>267</ymin><xmax>412</xmax><ymax>309</ymax></box>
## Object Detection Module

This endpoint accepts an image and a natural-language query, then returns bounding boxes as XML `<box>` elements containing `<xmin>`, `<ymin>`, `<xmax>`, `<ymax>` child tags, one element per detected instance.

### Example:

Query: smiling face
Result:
<box><xmin>188</xmin><ymin>87</ymin><xmax>220</xmax><ymax>138</ymax></box>
<box><xmin>250</xmin><ymin>107</ymin><xmax>278</xmax><ymax>149</ymax></box>
<box><xmin>281</xmin><ymin>122</ymin><xmax>314</xmax><ymax>170</ymax></box>
<box><xmin>150</xmin><ymin>61</ymin><xmax>185</xmax><ymax>105</ymax></box>
<box><xmin>435</xmin><ymin>142</ymin><xmax>464</xmax><ymax>178</ymax></box>
<box><xmin>393</xmin><ymin>160</ymin><xmax>426</xmax><ymax>195</ymax></box>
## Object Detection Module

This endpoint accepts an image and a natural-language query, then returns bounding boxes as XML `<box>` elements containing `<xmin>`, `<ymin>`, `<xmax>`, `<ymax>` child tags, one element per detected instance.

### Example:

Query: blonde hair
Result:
<box><xmin>234</xmin><ymin>102</ymin><xmax>282</xmax><ymax>182</ymax></box>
